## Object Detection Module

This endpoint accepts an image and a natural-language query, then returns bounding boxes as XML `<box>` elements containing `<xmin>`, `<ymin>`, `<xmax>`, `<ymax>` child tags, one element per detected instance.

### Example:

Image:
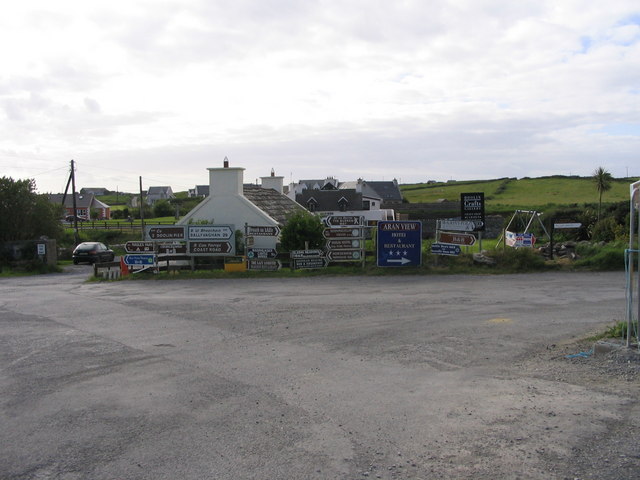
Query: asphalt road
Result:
<box><xmin>1</xmin><ymin>268</ymin><xmax>637</xmax><ymax>479</ymax></box>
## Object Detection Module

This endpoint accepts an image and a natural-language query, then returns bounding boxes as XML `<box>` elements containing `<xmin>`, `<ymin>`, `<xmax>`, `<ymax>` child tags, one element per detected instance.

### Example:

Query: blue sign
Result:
<box><xmin>377</xmin><ymin>221</ymin><xmax>422</xmax><ymax>267</ymax></box>
<box><xmin>124</xmin><ymin>254</ymin><xmax>155</xmax><ymax>266</ymax></box>
<box><xmin>431</xmin><ymin>243</ymin><xmax>461</xmax><ymax>256</ymax></box>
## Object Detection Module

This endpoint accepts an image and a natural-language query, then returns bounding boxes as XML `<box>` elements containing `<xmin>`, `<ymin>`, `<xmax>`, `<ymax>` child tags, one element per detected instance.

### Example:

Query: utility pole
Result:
<box><xmin>139</xmin><ymin>176</ymin><xmax>145</xmax><ymax>241</ymax></box>
<box><xmin>70</xmin><ymin>160</ymin><xmax>79</xmax><ymax>245</ymax></box>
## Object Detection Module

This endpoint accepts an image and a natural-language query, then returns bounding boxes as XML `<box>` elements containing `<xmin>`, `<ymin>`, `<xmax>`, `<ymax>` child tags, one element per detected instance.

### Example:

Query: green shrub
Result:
<box><xmin>279</xmin><ymin>210</ymin><xmax>325</xmax><ymax>251</ymax></box>
<box><xmin>604</xmin><ymin>321</ymin><xmax>627</xmax><ymax>339</ymax></box>
<box><xmin>574</xmin><ymin>244</ymin><xmax>625</xmax><ymax>270</ymax></box>
<box><xmin>591</xmin><ymin>217</ymin><xmax>624</xmax><ymax>242</ymax></box>
<box><xmin>491</xmin><ymin>247</ymin><xmax>547</xmax><ymax>272</ymax></box>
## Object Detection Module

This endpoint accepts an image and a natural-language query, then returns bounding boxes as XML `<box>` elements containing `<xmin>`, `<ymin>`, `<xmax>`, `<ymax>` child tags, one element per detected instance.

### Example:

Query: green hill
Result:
<box><xmin>401</xmin><ymin>176</ymin><xmax>638</xmax><ymax>210</ymax></box>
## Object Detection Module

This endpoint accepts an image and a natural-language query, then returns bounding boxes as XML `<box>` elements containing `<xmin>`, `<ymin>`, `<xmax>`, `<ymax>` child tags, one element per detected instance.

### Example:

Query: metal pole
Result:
<box><xmin>70</xmin><ymin>160</ymin><xmax>79</xmax><ymax>245</ymax></box>
<box><xmin>628</xmin><ymin>181</ymin><xmax>640</xmax><ymax>347</ymax></box>
<box><xmin>139</xmin><ymin>176</ymin><xmax>145</xmax><ymax>241</ymax></box>
<box><xmin>636</xmin><ymin>185</ymin><xmax>640</xmax><ymax>348</ymax></box>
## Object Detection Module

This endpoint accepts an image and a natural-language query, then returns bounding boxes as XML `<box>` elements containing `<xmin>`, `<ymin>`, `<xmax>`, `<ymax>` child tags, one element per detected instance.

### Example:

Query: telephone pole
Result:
<box><xmin>139</xmin><ymin>176</ymin><xmax>145</xmax><ymax>241</ymax></box>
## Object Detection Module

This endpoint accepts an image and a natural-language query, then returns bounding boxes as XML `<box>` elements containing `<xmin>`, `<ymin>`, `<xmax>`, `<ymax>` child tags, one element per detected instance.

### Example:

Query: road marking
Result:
<box><xmin>487</xmin><ymin>318</ymin><xmax>513</xmax><ymax>324</ymax></box>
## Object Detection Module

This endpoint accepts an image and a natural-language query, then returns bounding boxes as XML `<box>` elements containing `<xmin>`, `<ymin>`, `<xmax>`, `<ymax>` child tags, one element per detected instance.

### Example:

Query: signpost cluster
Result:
<box><xmin>323</xmin><ymin>216</ymin><xmax>365</xmax><ymax>265</ymax></box>
<box><xmin>431</xmin><ymin>192</ymin><xmax>484</xmax><ymax>257</ymax></box>
<box><xmin>128</xmin><ymin>198</ymin><xmax>492</xmax><ymax>273</ymax></box>
<box><xmin>245</xmin><ymin>224</ymin><xmax>281</xmax><ymax>271</ymax></box>
<box><xmin>123</xmin><ymin>224</ymin><xmax>236</xmax><ymax>270</ymax></box>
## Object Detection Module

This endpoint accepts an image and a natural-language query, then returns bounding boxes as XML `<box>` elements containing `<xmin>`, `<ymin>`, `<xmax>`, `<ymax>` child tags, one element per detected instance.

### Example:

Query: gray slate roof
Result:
<box><xmin>243</xmin><ymin>185</ymin><xmax>305</xmax><ymax>225</ymax></box>
<box><xmin>366</xmin><ymin>181</ymin><xmax>403</xmax><ymax>203</ymax></box>
<box><xmin>296</xmin><ymin>189</ymin><xmax>362</xmax><ymax>212</ymax></box>
<box><xmin>48</xmin><ymin>193</ymin><xmax>104</xmax><ymax>209</ymax></box>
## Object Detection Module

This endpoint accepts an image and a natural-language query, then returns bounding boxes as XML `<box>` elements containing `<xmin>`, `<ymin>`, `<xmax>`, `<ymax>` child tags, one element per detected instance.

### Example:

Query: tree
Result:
<box><xmin>153</xmin><ymin>199</ymin><xmax>174</xmax><ymax>218</ymax></box>
<box><xmin>592</xmin><ymin>166</ymin><xmax>613</xmax><ymax>221</ymax></box>
<box><xmin>279</xmin><ymin>210</ymin><xmax>325</xmax><ymax>251</ymax></box>
<box><xmin>0</xmin><ymin>177</ymin><xmax>63</xmax><ymax>242</ymax></box>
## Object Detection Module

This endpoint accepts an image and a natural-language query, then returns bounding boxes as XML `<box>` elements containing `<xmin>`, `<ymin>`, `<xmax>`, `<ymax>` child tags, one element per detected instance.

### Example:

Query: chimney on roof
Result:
<box><xmin>261</xmin><ymin>170</ymin><xmax>284</xmax><ymax>194</ymax></box>
<box><xmin>209</xmin><ymin>160</ymin><xmax>244</xmax><ymax>196</ymax></box>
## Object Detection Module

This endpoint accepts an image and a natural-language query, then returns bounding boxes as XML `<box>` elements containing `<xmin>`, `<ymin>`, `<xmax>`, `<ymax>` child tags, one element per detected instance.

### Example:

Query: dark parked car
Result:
<box><xmin>72</xmin><ymin>242</ymin><xmax>115</xmax><ymax>264</ymax></box>
<box><xmin>65</xmin><ymin>215</ymin><xmax>88</xmax><ymax>222</ymax></box>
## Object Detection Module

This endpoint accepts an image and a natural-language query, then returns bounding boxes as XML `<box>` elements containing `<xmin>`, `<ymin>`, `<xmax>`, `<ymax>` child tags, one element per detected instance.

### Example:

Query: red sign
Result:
<box><xmin>439</xmin><ymin>232</ymin><xmax>476</xmax><ymax>246</ymax></box>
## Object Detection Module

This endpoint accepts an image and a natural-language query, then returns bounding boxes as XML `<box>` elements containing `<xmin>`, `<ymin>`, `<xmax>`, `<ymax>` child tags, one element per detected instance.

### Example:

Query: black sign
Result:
<box><xmin>246</xmin><ymin>225</ymin><xmax>280</xmax><ymax>237</ymax></box>
<box><xmin>460</xmin><ymin>192</ymin><xmax>485</xmax><ymax>231</ymax></box>
<box><xmin>247</xmin><ymin>248</ymin><xmax>278</xmax><ymax>259</ymax></box>
<box><xmin>147</xmin><ymin>226</ymin><xmax>186</xmax><ymax>240</ymax></box>
<box><xmin>189</xmin><ymin>241</ymin><xmax>233</xmax><ymax>255</ymax></box>
<box><xmin>248</xmin><ymin>259</ymin><xmax>281</xmax><ymax>271</ymax></box>
<box><xmin>293</xmin><ymin>257</ymin><xmax>327</xmax><ymax>269</ymax></box>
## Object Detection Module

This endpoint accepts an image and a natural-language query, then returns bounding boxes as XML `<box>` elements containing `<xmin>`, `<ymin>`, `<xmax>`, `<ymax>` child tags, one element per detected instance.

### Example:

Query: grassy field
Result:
<box><xmin>401</xmin><ymin>176</ymin><xmax>638</xmax><ymax>209</ymax></box>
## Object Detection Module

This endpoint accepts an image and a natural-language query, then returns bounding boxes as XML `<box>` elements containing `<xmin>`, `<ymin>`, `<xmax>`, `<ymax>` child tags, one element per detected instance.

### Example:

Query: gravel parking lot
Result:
<box><xmin>1</xmin><ymin>269</ymin><xmax>638</xmax><ymax>479</ymax></box>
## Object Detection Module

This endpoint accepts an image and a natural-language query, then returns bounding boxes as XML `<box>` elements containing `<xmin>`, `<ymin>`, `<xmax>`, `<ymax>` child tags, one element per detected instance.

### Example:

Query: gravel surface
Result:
<box><xmin>0</xmin><ymin>269</ymin><xmax>638</xmax><ymax>479</ymax></box>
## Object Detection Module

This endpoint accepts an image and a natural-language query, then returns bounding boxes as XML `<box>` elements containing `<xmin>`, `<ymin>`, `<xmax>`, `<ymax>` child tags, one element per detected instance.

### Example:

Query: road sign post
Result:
<box><xmin>325</xmin><ymin>215</ymin><xmax>364</xmax><ymax>227</ymax></box>
<box><xmin>247</xmin><ymin>259</ymin><xmax>282</xmax><ymax>271</ymax></box>
<box><xmin>188</xmin><ymin>241</ymin><xmax>234</xmax><ymax>255</ymax></box>
<box><xmin>146</xmin><ymin>226</ymin><xmax>186</xmax><ymax>241</ymax></box>
<box><xmin>431</xmin><ymin>243</ymin><xmax>461</xmax><ymax>256</ymax></box>
<box><xmin>125</xmin><ymin>241</ymin><xmax>155</xmax><ymax>253</ymax></box>
<box><xmin>123</xmin><ymin>254</ymin><xmax>156</xmax><ymax>266</ymax></box>
<box><xmin>376</xmin><ymin>221</ymin><xmax>422</xmax><ymax>267</ymax></box>
<box><xmin>246</xmin><ymin>225</ymin><xmax>281</xmax><ymax>237</ymax></box>
<box><xmin>247</xmin><ymin>247</ymin><xmax>278</xmax><ymax>259</ymax></box>
<box><xmin>438</xmin><ymin>232</ymin><xmax>476</xmax><ymax>246</ymax></box>
<box><xmin>187</xmin><ymin>225</ymin><xmax>234</xmax><ymax>240</ymax></box>
<box><xmin>461</xmin><ymin>192</ymin><xmax>485</xmax><ymax>232</ymax></box>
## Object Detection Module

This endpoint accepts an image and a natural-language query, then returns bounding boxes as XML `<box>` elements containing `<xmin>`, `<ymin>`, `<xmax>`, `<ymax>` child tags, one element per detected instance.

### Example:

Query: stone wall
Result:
<box><xmin>396</xmin><ymin>202</ymin><xmax>505</xmax><ymax>238</ymax></box>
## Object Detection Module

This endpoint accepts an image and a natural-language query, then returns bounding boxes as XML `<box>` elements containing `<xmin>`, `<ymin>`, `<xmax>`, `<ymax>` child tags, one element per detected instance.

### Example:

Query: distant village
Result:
<box><xmin>47</xmin><ymin>159</ymin><xmax>404</xmax><ymax>227</ymax></box>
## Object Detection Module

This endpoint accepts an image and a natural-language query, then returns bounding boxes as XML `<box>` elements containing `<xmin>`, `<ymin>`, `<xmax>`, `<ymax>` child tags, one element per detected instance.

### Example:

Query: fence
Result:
<box><xmin>68</xmin><ymin>221</ymin><xmax>177</xmax><ymax>231</ymax></box>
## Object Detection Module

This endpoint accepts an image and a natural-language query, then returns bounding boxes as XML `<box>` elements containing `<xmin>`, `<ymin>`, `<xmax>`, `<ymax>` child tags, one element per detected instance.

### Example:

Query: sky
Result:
<box><xmin>1</xmin><ymin>0</ymin><xmax>639</xmax><ymax>194</ymax></box>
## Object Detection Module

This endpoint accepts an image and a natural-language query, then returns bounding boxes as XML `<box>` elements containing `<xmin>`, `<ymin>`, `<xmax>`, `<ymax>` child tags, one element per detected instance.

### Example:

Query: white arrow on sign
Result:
<box><xmin>387</xmin><ymin>257</ymin><xmax>411</xmax><ymax>265</ymax></box>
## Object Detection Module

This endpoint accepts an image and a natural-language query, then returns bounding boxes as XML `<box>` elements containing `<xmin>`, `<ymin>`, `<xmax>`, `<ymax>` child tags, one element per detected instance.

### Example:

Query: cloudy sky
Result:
<box><xmin>1</xmin><ymin>1</ymin><xmax>639</xmax><ymax>194</ymax></box>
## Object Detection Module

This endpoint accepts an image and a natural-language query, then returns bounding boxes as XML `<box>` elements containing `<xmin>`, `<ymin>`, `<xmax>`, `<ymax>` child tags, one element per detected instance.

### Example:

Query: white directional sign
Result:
<box><xmin>187</xmin><ymin>225</ymin><xmax>234</xmax><ymax>240</ymax></box>
<box><xmin>438</xmin><ymin>219</ymin><xmax>482</xmax><ymax>232</ymax></box>
<box><xmin>554</xmin><ymin>223</ymin><xmax>582</xmax><ymax>229</ymax></box>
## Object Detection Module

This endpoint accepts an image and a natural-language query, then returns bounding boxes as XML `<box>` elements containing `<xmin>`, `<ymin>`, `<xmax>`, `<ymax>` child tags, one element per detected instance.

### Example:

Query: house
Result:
<box><xmin>178</xmin><ymin>161</ymin><xmax>304</xmax><ymax>248</ymax></box>
<box><xmin>146</xmin><ymin>186</ymin><xmax>174</xmax><ymax>205</ymax></box>
<box><xmin>288</xmin><ymin>176</ymin><xmax>397</xmax><ymax>221</ymax></box>
<box><xmin>360</xmin><ymin>180</ymin><xmax>403</xmax><ymax>207</ymax></box>
<box><xmin>48</xmin><ymin>193</ymin><xmax>111</xmax><ymax>220</ymax></box>
<box><xmin>188</xmin><ymin>185</ymin><xmax>210</xmax><ymax>198</ymax></box>
<box><xmin>296</xmin><ymin>189</ymin><xmax>363</xmax><ymax>213</ymax></box>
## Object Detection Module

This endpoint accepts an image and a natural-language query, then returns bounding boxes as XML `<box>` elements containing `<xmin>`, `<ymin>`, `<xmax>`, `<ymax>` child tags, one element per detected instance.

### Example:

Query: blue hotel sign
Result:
<box><xmin>376</xmin><ymin>221</ymin><xmax>422</xmax><ymax>267</ymax></box>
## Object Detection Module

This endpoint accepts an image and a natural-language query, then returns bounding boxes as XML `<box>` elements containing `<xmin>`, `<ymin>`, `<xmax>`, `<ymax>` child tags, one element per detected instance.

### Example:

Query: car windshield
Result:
<box><xmin>76</xmin><ymin>243</ymin><xmax>99</xmax><ymax>250</ymax></box>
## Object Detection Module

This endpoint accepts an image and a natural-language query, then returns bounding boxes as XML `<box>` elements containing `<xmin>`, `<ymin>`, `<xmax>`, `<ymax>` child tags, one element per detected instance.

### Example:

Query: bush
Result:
<box><xmin>153</xmin><ymin>200</ymin><xmax>174</xmax><ymax>218</ymax></box>
<box><xmin>491</xmin><ymin>247</ymin><xmax>547</xmax><ymax>272</ymax></box>
<box><xmin>279</xmin><ymin>210</ymin><xmax>325</xmax><ymax>251</ymax></box>
<box><xmin>591</xmin><ymin>218</ymin><xmax>624</xmax><ymax>242</ymax></box>
<box><xmin>574</xmin><ymin>245</ymin><xmax>625</xmax><ymax>270</ymax></box>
